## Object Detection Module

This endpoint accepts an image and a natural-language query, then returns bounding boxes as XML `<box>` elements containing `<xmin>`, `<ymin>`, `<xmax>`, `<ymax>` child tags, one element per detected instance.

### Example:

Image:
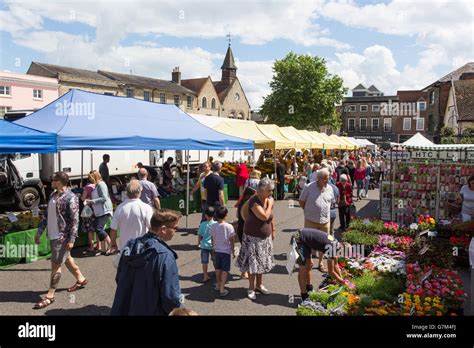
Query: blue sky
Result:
<box><xmin>1</xmin><ymin>0</ymin><xmax>473</xmax><ymax>108</ymax></box>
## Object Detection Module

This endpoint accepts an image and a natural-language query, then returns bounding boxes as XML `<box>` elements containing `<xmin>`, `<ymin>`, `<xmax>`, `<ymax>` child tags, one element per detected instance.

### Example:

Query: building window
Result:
<box><xmin>416</xmin><ymin>118</ymin><xmax>425</xmax><ymax>131</ymax></box>
<box><xmin>383</xmin><ymin>118</ymin><xmax>392</xmax><ymax>132</ymax></box>
<box><xmin>348</xmin><ymin>119</ymin><xmax>355</xmax><ymax>132</ymax></box>
<box><xmin>126</xmin><ymin>88</ymin><xmax>134</xmax><ymax>98</ymax></box>
<box><xmin>229</xmin><ymin>112</ymin><xmax>235</xmax><ymax>119</ymax></box>
<box><xmin>238</xmin><ymin>112</ymin><xmax>244</xmax><ymax>119</ymax></box>
<box><xmin>349</xmin><ymin>105</ymin><xmax>356</xmax><ymax>112</ymax></box>
<box><xmin>360</xmin><ymin>118</ymin><xmax>367</xmax><ymax>132</ymax></box>
<box><xmin>372</xmin><ymin>118</ymin><xmax>379</xmax><ymax>132</ymax></box>
<box><xmin>187</xmin><ymin>96</ymin><xmax>192</xmax><ymax>108</ymax></box>
<box><xmin>372</xmin><ymin>104</ymin><xmax>380</xmax><ymax>112</ymax></box>
<box><xmin>418</xmin><ymin>101</ymin><xmax>426</xmax><ymax>111</ymax></box>
<box><xmin>33</xmin><ymin>89</ymin><xmax>43</xmax><ymax>99</ymax></box>
<box><xmin>174</xmin><ymin>95</ymin><xmax>180</xmax><ymax>107</ymax></box>
<box><xmin>0</xmin><ymin>106</ymin><xmax>12</xmax><ymax>118</ymax></box>
<box><xmin>144</xmin><ymin>91</ymin><xmax>151</xmax><ymax>101</ymax></box>
<box><xmin>202</xmin><ymin>97</ymin><xmax>207</xmax><ymax>108</ymax></box>
<box><xmin>211</xmin><ymin>98</ymin><xmax>216</xmax><ymax>109</ymax></box>
<box><xmin>0</xmin><ymin>86</ymin><xmax>11</xmax><ymax>96</ymax></box>
<box><xmin>429</xmin><ymin>91</ymin><xmax>435</xmax><ymax>105</ymax></box>
<box><xmin>360</xmin><ymin>105</ymin><xmax>368</xmax><ymax>112</ymax></box>
<box><xmin>428</xmin><ymin>114</ymin><xmax>434</xmax><ymax>132</ymax></box>
<box><xmin>160</xmin><ymin>93</ymin><xmax>166</xmax><ymax>104</ymax></box>
<box><xmin>403</xmin><ymin>117</ymin><xmax>411</xmax><ymax>131</ymax></box>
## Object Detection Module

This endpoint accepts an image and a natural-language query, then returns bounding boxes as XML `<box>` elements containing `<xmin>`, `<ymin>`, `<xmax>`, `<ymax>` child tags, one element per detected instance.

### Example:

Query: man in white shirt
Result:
<box><xmin>109</xmin><ymin>180</ymin><xmax>153</xmax><ymax>251</ymax></box>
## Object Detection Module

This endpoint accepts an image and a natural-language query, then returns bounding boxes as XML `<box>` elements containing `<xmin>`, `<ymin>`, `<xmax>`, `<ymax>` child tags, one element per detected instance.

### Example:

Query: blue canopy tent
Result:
<box><xmin>16</xmin><ymin>89</ymin><xmax>254</xmax><ymax>223</ymax></box>
<box><xmin>15</xmin><ymin>89</ymin><xmax>253</xmax><ymax>151</ymax></box>
<box><xmin>0</xmin><ymin>119</ymin><xmax>57</xmax><ymax>154</ymax></box>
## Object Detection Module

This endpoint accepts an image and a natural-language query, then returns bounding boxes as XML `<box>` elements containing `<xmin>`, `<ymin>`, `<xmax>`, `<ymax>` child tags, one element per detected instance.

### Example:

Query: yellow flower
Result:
<box><xmin>425</xmin><ymin>297</ymin><xmax>432</xmax><ymax>303</ymax></box>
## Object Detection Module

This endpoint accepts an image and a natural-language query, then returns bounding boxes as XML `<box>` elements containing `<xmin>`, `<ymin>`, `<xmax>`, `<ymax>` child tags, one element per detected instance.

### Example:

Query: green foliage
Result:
<box><xmin>352</xmin><ymin>272</ymin><xmax>405</xmax><ymax>312</ymax></box>
<box><xmin>342</xmin><ymin>230</ymin><xmax>378</xmax><ymax>246</ymax></box>
<box><xmin>260</xmin><ymin>52</ymin><xmax>347</xmax><ymax>130</ymax></box>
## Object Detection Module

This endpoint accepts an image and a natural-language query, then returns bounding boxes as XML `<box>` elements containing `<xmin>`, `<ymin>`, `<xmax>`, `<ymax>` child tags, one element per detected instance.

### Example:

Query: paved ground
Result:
<box><xmin>0</xmin><ymin>188</ymin><xmax>471</xmax><ymax>315</ymax></box>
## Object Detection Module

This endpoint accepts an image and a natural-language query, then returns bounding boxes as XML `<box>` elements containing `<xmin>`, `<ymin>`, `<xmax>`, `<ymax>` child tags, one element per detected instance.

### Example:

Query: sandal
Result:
<box><xmin>105</xmin><ymin>247</ymin><xmax>119</xmax><ymax>256</ymax></box>
<box><xmin>82</xmin><ymin>247</ymin><xmax>98</xmax><ymax>255</ymax></box>
<box><xmin>67</xmin><ymin>278</ymin><xmax>88</xmax><ymax>292</ymax></box>
<box><xmin>33</xmin><ymin>296</ymin><xmax>55</xmax><ymax>309</ymax></box>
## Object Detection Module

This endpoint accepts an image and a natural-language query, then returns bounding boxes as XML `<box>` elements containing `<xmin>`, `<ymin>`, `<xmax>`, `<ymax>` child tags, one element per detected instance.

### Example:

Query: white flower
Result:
<box><xmin>409</xmin><ymin>223</ymin><xmax>418</xmax><ymax>230</ymax></box>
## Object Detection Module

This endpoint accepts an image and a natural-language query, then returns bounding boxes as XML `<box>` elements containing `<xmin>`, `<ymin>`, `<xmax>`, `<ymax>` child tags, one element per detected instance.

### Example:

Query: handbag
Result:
<box><xmin>81</xmin><ymin>205</ymin><xmax>93</xmax><ymax>218</ymax></box>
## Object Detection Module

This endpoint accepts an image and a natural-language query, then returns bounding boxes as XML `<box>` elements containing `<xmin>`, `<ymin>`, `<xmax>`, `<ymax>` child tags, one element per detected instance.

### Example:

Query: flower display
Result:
<box><xmin>383</xmin><ymin>221</ymin><xmax>399</xmax><ymax>233</ymax></box>
<box><xmin>377</xmin><ymin>235</ymin><xmax>414</xmax><ymax>252</ymax></box>
<box><xmin>406</xmin><ymin>263</ymin><xmax>465</xmax><ymax>309</ymax></box>
<box><xmin>418</xmin><ymin>214</ymin><xmax>436</xmax><ymax>231</ymax></box>
<box><xmin>449</xmin><ymin>235</ymin><xmax>471</xmax><ymax>250</ymax></box>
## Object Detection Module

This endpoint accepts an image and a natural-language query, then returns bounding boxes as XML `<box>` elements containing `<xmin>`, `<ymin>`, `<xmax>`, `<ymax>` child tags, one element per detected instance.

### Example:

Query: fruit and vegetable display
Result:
<box><xmin>0</xmin><ymin>210</ymin><xmax>43</xmax><ymax>235</ymax></box>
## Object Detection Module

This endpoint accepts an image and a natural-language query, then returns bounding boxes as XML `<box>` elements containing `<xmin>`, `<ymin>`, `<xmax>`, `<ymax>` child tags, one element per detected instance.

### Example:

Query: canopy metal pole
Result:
<box><xmin>274</xmin><ymin>145</ymin><xmax>277</xmax><ymax>198</ymax></box>
<box><xmin>186</xmin><ymin>149</ymin><xmax>190</xmax><ymax>228</ymax></box>
<box><xmin>80</xmin><ymin>150</ymin><xmax>84</xmax><ymax>188</ymax></box>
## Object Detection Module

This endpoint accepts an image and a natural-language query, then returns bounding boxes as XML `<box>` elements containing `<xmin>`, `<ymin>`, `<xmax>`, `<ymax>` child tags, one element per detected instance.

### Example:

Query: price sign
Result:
<box><xmin>7</xmin><ymin>212</ymin><xmax>18</xmax><ymax>223</ymax></box>
<box><xmin>410</xmin><ymin>304</ymin><xmax>415</xmax><ymax>316</ymax></box>
<box><xmin>419</xmin><ymin>244</ymin><xmax>429</xmax><ymax>255</ymax></box>
<box><xmin>329</xmin><ymin>286</ymin><xmax>343</xmax><ymax>297</ymax></box>
<box><xmin>421</xmin><ymin>269</ymin><xmax>432</xmax><ymax>282</ymax></box>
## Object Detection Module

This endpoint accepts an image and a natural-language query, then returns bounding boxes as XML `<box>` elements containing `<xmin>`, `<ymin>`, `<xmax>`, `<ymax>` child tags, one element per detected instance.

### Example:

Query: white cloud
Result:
<box><xmin>327</xmin><ymin>44</ymin><xmax>439</xmax><ymax>95</ymax></box>
<box><xmin>0</xmin><ymin>0</ymin><xmax>349</xmax><ymax>50</ymax></box>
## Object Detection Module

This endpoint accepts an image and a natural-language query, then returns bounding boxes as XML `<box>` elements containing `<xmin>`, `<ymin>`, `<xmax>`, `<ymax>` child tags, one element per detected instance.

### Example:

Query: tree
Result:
<box><xmin>260</xmin><ymin>52</ymin><xmax>346</xmax><ymax>130</ymax></box>
<box><xmin>440</xmin><ymin>125</ymin><xmax>474</xmax><ymax>144</ymax></box>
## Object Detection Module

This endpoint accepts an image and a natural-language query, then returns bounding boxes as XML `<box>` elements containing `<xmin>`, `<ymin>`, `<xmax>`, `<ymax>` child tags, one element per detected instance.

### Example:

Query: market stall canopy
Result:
<box><xmin>278</xmin><ymin>126</ymin><xmax>312</xmax><ymax>149</ymax></box>
<box><xmin>347</xmin><ymin>137</ymin><xmax>365</xmax><ymax>147</ymax></box>
<box><xmin>256</xmin><ymin>124</ymin><xmax>297</xmax><ymax>149</ymax></box>
<box><xmin>296</xmin><ymin>129</ymin><xmax>325</xmax><ymax>149</ymax></box>
<box><xmin>401</xmin><ymin>133</ymin><xmax>434</xmax><ymax>147</ymax></box>
<box><xmin>0</xmin><ymin>119</ymin><xmax>57</xmax><ymax>154</ymax></box>
<box><xmin>309</xmin><ymin>132</ymin><xmax>340</xmax><ymax>150</ymax></box>
<box><xmin>345</xmin><ymin>137</ymin><xmax>364</xmax><ymax>149</ymax></box>
<box><xmin>15</xmin><ymin>89</ymin><xmax>254</xmax><ymax>151</ymax></box>
<box><xmin>212</xmin><ymin>120</ymin><xmax>274</xmax><ymax>149</ymax></box>
<box><xmin>332</xmin><ymin>135</ymin><xmax>358</xmax><ymax>150</ymax></box>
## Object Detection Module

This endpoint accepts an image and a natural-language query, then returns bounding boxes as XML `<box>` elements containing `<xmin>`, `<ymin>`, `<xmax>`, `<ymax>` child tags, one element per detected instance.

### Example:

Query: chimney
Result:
<box><xmin>172</xmin><ymin>67</ymin><xmax>181</xmax><ymax>85</ymax></box>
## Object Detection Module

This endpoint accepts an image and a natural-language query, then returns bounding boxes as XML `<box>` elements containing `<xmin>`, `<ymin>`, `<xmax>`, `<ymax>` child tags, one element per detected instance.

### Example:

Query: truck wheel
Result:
<box><xmin>18</xmin><ymin>187</ymin><xmax>40</xmax><ymax>211</ymax></box>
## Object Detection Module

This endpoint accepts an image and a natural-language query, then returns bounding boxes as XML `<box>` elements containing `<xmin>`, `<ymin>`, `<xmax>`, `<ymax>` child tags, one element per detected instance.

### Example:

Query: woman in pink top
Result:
<box><xmin>354</xmin><ymin>160</ymin><xmax>366</xmax><ymax>201</ymax></box>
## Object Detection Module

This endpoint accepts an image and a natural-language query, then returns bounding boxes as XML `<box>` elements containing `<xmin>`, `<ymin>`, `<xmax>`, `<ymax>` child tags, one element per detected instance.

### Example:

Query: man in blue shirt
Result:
<box><xmin>111</xmin><ymin>209</ymin><xmax>183</xmax><ymax>316</ymax></box>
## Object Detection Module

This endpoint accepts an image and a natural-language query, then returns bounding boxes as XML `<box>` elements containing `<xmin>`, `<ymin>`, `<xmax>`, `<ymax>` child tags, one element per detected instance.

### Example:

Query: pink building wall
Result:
<box><xmin>0</xmin><ymin>71</ymin><xmax>59</xmax><ymax>117</ymax></box>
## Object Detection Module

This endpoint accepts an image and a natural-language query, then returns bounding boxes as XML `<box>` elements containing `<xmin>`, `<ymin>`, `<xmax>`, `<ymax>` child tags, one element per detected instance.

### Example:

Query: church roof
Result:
<box><xmin>181</xmin><ymin>77</ymin><xmax>209</xmax><ymax>93</ymax></box>
<box><xmin>221</xmin><ymin>46</ymin><xmax>237</xmax><ymax>70</ymax></box>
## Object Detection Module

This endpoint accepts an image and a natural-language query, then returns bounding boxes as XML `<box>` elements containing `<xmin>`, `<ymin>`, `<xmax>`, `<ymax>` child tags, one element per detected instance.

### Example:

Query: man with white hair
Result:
<box><xmin>109</xmin><ymin>180</ymin><xmax>154</xmax><ymax>251</ymax></box>
<box><xmin>299</xmin><ymin>168</ymin><xmax>334</xmax><ymax>277</ymax></box>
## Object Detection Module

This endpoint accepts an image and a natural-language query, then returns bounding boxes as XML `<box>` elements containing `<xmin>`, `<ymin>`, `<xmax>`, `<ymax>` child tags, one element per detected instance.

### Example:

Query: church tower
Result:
<box><xmin>221</xmin><ymin>44</ymin><xmax>237</xmax><ymax>87</ymax></box>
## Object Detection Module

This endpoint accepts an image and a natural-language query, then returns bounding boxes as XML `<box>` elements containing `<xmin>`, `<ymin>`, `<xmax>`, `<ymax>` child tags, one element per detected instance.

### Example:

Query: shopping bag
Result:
<box><xmin>80</xmin><ymin>205</ymin><xmax>93</xmax><ymax>218</ymax></box>
<box><xmin>350</xmin><ymin>204</ymin><xmax>357</xmax><ymax>219</ymax></box>
<box><xmin>286</xmin><ymin>238</ymin><xmax>299</xmax><ymax>275</ymax></box>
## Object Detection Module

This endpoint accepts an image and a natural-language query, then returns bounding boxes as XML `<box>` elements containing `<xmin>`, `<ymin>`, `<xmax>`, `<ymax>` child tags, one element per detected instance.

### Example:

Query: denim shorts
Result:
<box><xmin>214</xmin><ymin>252</ymin><xmax>231</xmax><ymax>272</ymax></box>
<box><xmin>200</xmin><ymin>249</ymin><xmax>212</xmax><ymax>264</ymax></box>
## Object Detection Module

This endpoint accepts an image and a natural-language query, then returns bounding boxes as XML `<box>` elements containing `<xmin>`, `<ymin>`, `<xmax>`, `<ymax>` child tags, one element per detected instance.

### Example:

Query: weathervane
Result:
<box><xmin>227</xmin><ymin>32</ymin><xmax>231</xmax><ymax>46</ymax></box>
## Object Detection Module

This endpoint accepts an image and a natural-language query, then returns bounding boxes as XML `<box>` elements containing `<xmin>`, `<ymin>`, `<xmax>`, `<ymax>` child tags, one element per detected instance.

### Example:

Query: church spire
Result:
<box><xmin>221</xmin><ymin>43</ymin><xmax>237</xmax><ymax>85</ymax></box>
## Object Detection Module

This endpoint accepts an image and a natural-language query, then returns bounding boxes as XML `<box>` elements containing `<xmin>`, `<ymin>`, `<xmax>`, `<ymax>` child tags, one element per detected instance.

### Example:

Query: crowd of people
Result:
<box><xmin>32</xmin><ymin>148</ymin><xmax>474</xmax><ymax>316</ymax></box>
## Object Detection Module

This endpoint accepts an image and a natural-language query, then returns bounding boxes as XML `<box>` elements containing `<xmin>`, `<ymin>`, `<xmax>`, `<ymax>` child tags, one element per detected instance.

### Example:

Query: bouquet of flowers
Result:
<box><xmin>418</xmin><ymin>214</ymin><xmax>436</xmax><ymax>231</ymax></box>
<box><xmin>406</xmin><ymin>263</ymin><xmax>465</xmax><ymax>309</ymax></box>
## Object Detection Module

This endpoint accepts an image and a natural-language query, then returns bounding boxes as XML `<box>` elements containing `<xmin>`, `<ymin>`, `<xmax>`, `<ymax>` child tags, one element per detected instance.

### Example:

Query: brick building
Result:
<box><xmin>395</xmin><ymin>90</ymin><xmax>429</xmax><ymax>143</ymax></box>
<box><xmin>423</xmin><ymin>62</ymin><xmax>474</xmax><ymax>143</ymax></box>
<box><xmin>341</xmin><ymin>85</ymin><xmax>398</xmax><ymax>145</ymax></box>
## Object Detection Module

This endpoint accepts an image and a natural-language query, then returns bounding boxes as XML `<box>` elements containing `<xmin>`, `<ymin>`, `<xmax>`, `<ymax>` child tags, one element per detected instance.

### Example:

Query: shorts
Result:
<box><xmin>200</xmin><ymin>249</ymin><xmax>212</xmax><ymax>264</ymax></box>
<box><xmin>214</xmin><ymin>252</ymin><xmax>231</xmax><ymax>272</ymax></box>
<box><xmin>50</xmin><ymin>239</ymin><xmax>70</xmax><ymax>264</ymax></box>
<box><xmin>304</xmin><ymin>220</ymin><xmax>330</xmax><ymax>233</ymax></box>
